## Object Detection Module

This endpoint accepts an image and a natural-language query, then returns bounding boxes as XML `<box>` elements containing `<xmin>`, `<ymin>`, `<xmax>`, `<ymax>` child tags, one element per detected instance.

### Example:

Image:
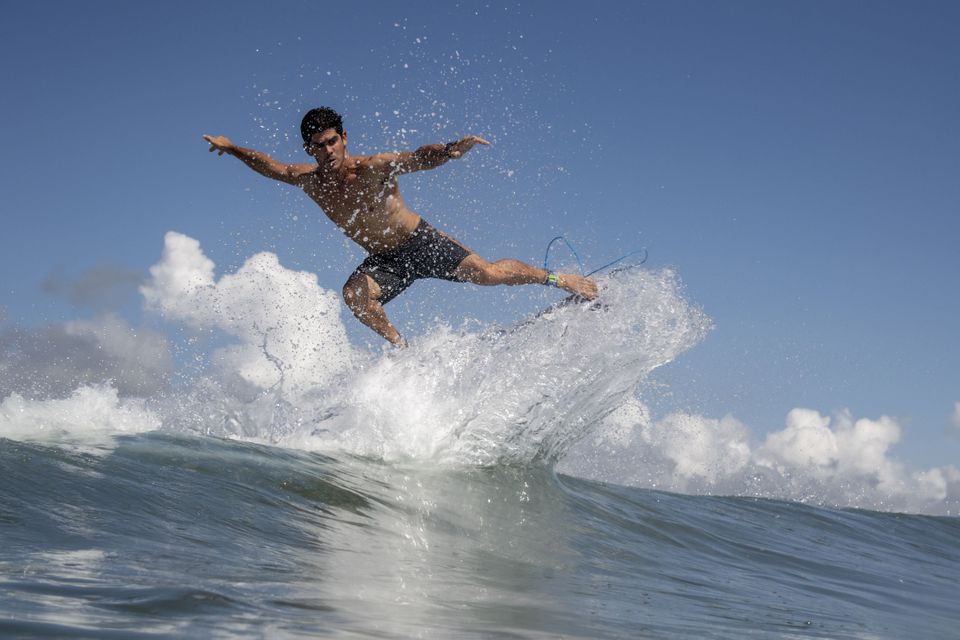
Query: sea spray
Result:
<box><xmin>137</xmin><ymin>231</ymin><xmax>709</xmax><ymax>464</ymax></box>
<box><xmin>0</xmin><ymin>384</ymin><xmax>160</xmax><ymax>447</ymax></box>
<box><xmin>283</xmin><ymin>267</ymin><xmax>709</xmax><ymax>465</ymax></box>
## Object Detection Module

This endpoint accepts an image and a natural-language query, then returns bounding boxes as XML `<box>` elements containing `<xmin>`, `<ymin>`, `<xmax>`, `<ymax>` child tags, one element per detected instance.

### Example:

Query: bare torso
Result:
<box><xmin>301</xmin><ymin>157</ymin><xmax>421</xmax><ymax>254</ymax></box>
<box><xmin>202</xmin><ymin>127</ymin><xmax>598</xmax><ymax>345</ymax></box>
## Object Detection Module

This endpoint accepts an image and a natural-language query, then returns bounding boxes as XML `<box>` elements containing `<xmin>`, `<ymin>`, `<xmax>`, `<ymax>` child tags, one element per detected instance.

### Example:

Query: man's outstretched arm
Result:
<box><xmin>203</xmin><ymin>135</ymin><xmax>311</xmax><ymax>185</ymax></box>
<box><xmin>372</xmin><ymin>135</ymin><xmax>490</xmax><ymax>175</ymax></box>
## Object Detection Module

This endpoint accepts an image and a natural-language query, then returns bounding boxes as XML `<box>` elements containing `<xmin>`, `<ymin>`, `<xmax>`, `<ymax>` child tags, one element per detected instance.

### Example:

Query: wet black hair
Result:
<box><xmin>301</xmin><ymin>107</ymin><xmax>344</xmax><ymax>142</ymax></box>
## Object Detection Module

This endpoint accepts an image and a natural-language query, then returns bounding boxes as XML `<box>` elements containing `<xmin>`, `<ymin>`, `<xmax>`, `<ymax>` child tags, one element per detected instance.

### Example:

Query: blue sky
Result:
<box><xmin>1</xmin><ymin>1</ymin><xmax>958</xmax><ymax>470</ymax></box>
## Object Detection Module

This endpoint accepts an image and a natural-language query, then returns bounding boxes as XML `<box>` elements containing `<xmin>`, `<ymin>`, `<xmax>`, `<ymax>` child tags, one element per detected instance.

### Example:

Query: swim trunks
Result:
<box><xmin>351</xmin><ymin>219</ymin><xmax>472</xmax><ymax>305</ymax></box>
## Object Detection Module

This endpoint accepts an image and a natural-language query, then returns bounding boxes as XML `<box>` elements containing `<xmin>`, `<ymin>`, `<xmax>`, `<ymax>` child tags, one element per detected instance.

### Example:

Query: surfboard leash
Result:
<box><xmin>543</xmin><ymin>235</ymin><xmax>648</xmax><ymax>278</ymax></box>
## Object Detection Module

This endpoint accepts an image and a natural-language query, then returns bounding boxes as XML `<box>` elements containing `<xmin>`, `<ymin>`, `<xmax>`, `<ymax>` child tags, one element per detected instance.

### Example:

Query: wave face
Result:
<box><xmin>2</xmin><ymin>435</ymin><xmax>958</xmax><ymax>639</ymax></box>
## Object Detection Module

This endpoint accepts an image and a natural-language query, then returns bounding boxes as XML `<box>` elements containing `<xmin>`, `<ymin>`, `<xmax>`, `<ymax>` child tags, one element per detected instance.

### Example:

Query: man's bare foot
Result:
<box><xmin>558</xmin><ymin>273</ymin><xmax>598</xmax><ymax>300</ymax></box>
<box><xmin>388</xmin><ymin>334</ymin><xmax>408</xmax><ymax>348</ymax></box>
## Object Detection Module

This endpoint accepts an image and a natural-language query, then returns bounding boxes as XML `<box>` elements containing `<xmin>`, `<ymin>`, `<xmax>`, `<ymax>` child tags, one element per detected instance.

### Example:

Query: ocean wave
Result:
<box><xmin>2</xmin><ymin>232</ymin><xmax>958</xmax><ymax>516</ymax></box>
<box><xmin>2</xmin><ymin>434</ymin><xmax>957</xmax><ymax>638</ymax></box>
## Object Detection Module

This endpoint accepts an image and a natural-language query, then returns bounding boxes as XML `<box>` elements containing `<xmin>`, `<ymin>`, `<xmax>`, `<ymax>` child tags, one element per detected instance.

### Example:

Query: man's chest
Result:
<box><xmin>306</xmin><ymin>175</ymin><xmax>395</xmax><ymax>212</ymax></box>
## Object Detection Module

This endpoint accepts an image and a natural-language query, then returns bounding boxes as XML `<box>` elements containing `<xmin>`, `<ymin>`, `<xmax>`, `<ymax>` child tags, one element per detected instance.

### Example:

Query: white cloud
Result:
<box><xmin>561</xmin><ymin>402</ymin><xmax>960</xmax><ymax>515</ymax></box>
<box><xmin>0</xmin><ymin>313</ymin><xmax>173</xmax><ymax>399</ymax></box>
<box><xmin>140</xmin><ymin>232</ymin><xmax>217</xmax><ymax>328</ymax></box>
<box><xmin>756</xmin><ymin>409</ymin><xmax>903</xmax><ymax>479</ymax></box>
<box><xmin>561</xmin><ymin>399</ymin><xmax>750</xmax><ymax>494</ymax></box>
<box><xmin>642</xmin><ymin>412</ymin><xmax>752</xmax><ymax>484</ymax></box>
<box><xmin>140</xmin><ymin>231</ymin><xmax>357</xmax><ymax>398</ymax></box>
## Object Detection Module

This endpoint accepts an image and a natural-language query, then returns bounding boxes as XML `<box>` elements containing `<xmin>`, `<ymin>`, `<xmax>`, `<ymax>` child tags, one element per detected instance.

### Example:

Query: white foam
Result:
<box><xmin>0</xmin><ymin>384</ymin><xmax>160</xmax><ymax>446</ymax></box>
<box><xmin>287</xmin><ymin>268</ymin><xmax>710</xmax><ymax>465</ymax></box>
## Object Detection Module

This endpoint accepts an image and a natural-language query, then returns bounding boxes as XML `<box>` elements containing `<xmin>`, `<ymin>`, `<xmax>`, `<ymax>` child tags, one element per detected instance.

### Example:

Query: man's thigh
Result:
<box><xmin>452</xmin><ymin>253</ymin><xmax>493</xmax><ymax>284</ymax></box>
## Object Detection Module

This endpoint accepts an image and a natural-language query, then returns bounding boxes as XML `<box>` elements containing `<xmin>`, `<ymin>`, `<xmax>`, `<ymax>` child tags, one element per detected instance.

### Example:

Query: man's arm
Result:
<box><xmin>203</xmin><ymin>135</ymin><xmax>312</xmax><ymax>185</ymax></box>
<box><xmin>369</xmin><ymin>135</ymin><xmax>490</xmax><ymax>175</ymax></box>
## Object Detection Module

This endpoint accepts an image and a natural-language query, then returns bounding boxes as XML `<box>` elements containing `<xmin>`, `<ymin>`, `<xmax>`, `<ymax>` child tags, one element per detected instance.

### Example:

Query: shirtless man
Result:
<box><xmin>203</xmin><ymin>106</ymin><xmax>597</xmax><ymax>346</ymax></box>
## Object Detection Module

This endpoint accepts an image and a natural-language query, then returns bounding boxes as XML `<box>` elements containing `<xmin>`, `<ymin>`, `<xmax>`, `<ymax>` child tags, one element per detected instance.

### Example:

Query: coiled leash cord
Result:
<box><xmin>542</xmin><ymin>235</ymin><xmax>648</xmax><ymax>280</ymax></box>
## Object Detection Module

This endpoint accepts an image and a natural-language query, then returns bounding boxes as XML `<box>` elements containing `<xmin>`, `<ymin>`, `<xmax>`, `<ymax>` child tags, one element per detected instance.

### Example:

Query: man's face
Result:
<box><xmin>306</xmin><ymin>128</ymin><xmax>346</xmax><ymax>170</ymax></box>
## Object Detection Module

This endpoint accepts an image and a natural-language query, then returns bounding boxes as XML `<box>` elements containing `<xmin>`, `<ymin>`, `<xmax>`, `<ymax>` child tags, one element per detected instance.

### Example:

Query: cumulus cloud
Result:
<box><xmin>0</xmin><ymin>313</ymin><xmax>173</xmax><ymax>399</ymax></box>
<box><xmin>649</xmin><ymin>412</ymin><xmax>752</xmax><ymax>483</ymax></box>
<box><xmin>561</xmin><ymin>400</ymin><xmax>960</xmax><ymax>515</ymax></box>
<box><xmin>140</xmin><ymin>232</ymin><xmax>356</xmax><ymax>398</ymax></box>
<box><xmin>756</xmin><ymin>409</ymin><xmax>906</xmax><ymax>490</ymax></box>
<box><xmin>561</xmin><ymin>399</ymin><xmax>753</xmax><ymax>495</ymax></box>
<box><xmin>42</xmin><ymin>265</ymin><xmax>142</xmax><ymax>309</ymax></box>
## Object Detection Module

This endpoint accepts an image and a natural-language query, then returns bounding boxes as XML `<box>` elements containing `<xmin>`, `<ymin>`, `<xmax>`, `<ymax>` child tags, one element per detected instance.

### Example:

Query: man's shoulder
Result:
<box><xmin>353</xmin><ymin>153</ymin><xmax>390</xmax><ymax>167</ymax></box>
<box><xmin>351</xmin><ymin>154</ymin><xmax>402</xmax><ymax>180</ymax></box>
<box><xmin>286</xmin><ymin>162</ymin><xmax>319</xmax><ymax>183</ymax></box>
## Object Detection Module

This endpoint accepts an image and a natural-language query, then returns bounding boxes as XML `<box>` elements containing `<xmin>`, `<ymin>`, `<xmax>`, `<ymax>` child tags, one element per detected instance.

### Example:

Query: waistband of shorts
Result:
<box><xmin>411</xmin><ymin>218</ymin><xmax>432</xmax><ymax>236</ymax></box>
<box><xmin>368</xmin><ymin>218</ymin><xmax>433</xmax><ymax>258</ymax></box>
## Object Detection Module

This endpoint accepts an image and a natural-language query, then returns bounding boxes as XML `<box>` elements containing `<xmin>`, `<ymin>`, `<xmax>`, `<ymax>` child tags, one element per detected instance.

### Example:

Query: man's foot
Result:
<box><xmin>558</xmin><ymin>273</ymin><xmax>598</xmax><ymax>300</ymax></box>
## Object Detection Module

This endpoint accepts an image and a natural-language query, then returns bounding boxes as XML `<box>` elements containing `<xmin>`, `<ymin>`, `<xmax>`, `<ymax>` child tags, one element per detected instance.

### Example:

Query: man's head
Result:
<box><xmin>302</xmin><ymin>107</ymin><xmax>347</xmax><ymax>170</ymax></box>
<box><xmin>301</xmin><ymin>107</ymin><xmax>343</xmax><ymax>142</ymax></box>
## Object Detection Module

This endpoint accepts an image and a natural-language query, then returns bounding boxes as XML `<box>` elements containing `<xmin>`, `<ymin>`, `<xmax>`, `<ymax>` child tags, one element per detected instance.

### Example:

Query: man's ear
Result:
<box><xmin>341</xmin><ymin>131</ymin><xmax>347</xmax><ymax>147</ymax></box>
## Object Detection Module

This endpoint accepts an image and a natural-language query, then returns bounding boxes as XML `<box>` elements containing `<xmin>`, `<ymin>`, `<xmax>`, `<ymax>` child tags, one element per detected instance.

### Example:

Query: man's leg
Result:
<box><xmin>453</xmin><ymin>254</ymin><xmax>598</xmax><ymax>299</ymax></box>
<box><xmin>342</xmin><ymin>273</ymin><xmax>406</xmax><ymax>346</ymax></box>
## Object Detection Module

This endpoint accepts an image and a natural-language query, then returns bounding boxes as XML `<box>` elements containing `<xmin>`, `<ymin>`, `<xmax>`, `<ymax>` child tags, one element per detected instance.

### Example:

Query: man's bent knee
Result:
<box><xmin>342</xmin><ymin>275</ymin><xmax>380</xmax><ymax>317</ymax></box>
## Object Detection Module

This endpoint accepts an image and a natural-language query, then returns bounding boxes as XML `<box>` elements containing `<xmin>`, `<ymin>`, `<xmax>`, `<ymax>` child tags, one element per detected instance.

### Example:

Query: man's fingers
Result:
<box><xmin>204</xmin><ymin>134</ymin><xmax>232</xmax><ymax>156</ymax></box>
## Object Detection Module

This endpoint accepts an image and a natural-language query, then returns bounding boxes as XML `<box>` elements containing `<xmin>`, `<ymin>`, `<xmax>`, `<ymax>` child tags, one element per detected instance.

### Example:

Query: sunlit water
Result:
<box><xmin>2</xmin><ymin>436</ymin><xmax>958</xmax><ymax>639</ymax></box>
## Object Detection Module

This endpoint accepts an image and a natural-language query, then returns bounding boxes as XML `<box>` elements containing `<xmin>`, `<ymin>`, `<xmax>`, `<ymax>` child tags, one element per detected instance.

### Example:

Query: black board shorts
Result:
<box><xmin>351</xmin><ymin>219</ymin><xmax>472</xmax><ymax>305</ymax></box>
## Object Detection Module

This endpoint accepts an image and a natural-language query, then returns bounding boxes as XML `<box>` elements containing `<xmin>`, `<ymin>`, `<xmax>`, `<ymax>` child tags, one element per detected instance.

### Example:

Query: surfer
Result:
<box><xmin>203</xmin><ymin>107</ymin><xmax>597</xmax><ymax>346</ymax></box>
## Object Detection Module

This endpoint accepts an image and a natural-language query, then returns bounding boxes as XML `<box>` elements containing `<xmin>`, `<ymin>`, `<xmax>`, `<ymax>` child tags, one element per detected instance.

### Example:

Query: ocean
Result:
<box><xmin>2</xmin><ymin>263</ymin><xmax>958</xmax><ymax>638</ymax></box>
<box><xmin>2</xmin><ymin>436</ymin><xmax>958</xmax><ymax>638</ymax></box>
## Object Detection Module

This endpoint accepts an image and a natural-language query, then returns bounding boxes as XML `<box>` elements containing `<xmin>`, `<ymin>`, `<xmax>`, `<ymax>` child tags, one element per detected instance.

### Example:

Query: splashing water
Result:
<box><xmin>129</xmin><ymin>230</ymin><xmax>708</xmax><ymax>466</ymax></box>
<box><xmin>288</xmin><ymin>267</ymin><xmax>709</xmax><ymax>465</ymax></box>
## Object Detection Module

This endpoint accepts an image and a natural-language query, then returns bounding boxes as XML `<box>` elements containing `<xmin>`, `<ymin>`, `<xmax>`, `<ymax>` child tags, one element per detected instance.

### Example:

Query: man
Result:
<box><xmin>203</xmin><ymin>107</ymin><xmax>597</xmax><ymax>346</ymax></box>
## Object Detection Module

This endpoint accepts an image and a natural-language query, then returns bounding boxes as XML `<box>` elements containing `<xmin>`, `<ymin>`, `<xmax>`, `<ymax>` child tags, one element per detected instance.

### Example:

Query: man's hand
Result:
<box><xmin>445</xmin><ymin>135</ymin><xmax>490</xmax><ymax>159</ymax></box>
<box><xmin>203</xmin><ymin>134</ymin><xmax>235</xmax><ymax>156</ymax></box>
